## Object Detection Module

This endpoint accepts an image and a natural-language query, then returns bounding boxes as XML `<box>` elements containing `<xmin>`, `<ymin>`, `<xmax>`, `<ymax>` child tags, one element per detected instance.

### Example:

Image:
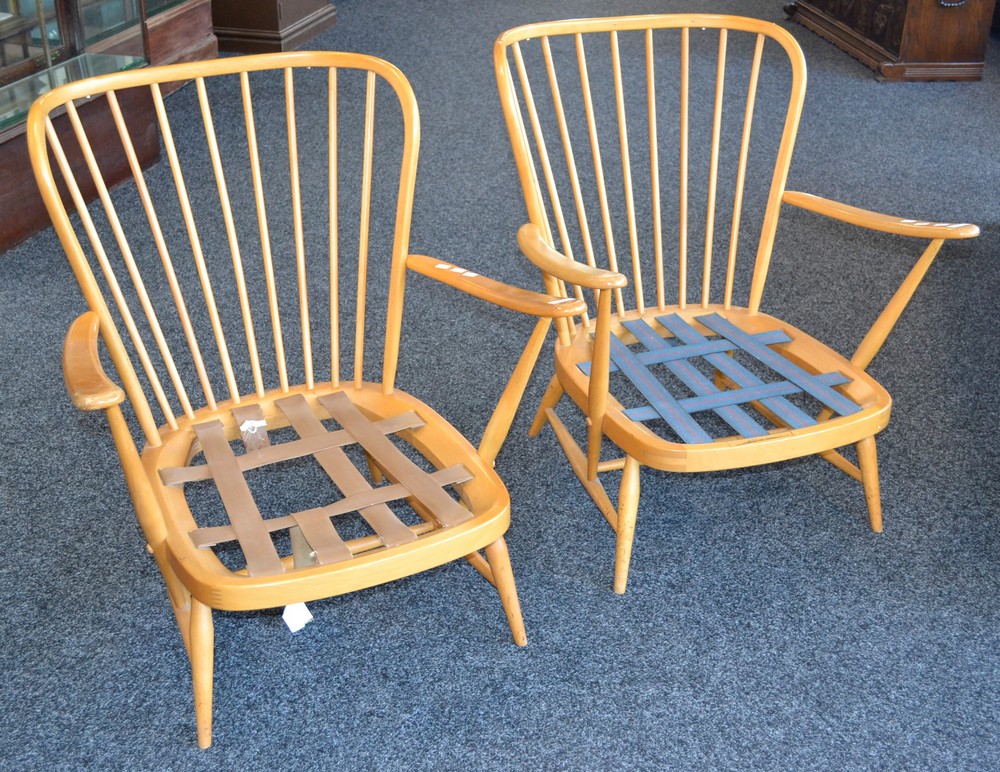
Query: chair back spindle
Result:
<box><xmin>29</xmin><ymin>53</ymin><xmax>421</xmax><ymax>448</ymax></box>
<box><xmin>495</xmin><ymin>16</ymin><xmax>806</xmax><ymax>325</ymax></box>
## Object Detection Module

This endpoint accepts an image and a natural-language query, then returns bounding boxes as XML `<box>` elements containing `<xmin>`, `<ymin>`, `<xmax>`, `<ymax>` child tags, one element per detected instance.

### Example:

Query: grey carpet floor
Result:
<box><xmin>2</xmin><ymin>1</ymin><xmax>999</xmax><ymax>768</ymax></box>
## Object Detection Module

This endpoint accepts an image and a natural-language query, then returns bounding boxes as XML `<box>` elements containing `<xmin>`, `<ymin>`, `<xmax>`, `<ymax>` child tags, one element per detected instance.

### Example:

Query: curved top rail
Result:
<box><xmin>494</xmin><ymin>14</ymin><xmax>806</xmax><ymax>65</ymax></box>
<box><xmin>28</xmin><ymin>50</ymin><xmax>415</xmax><ymax>114</ymax></box>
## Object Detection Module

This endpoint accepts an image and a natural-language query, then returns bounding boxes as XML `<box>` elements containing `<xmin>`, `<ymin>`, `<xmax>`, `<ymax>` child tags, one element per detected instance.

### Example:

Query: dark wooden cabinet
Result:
<box><xmin>145</xmin><ymin>0</ymin><xmax>218</xmax><ymax>67</ymax></box>
<box><xmin>785</xmin><ymin>0</ymin><xmax>996</xmax><ymax>81</ymax></box>
<box><xmin>0</xmin><ymin>86</ymin><xmax>159</xmax><ymax>251</ymax></box>
<box><xmin>0</xmin><ymin>0</ymin><xmax>217</xmax><ymax>252</ymax></box>
<box><xmin>211</xmin><ymin>0</ymin><xmax>336</xmax><ymax>53</ymax></box>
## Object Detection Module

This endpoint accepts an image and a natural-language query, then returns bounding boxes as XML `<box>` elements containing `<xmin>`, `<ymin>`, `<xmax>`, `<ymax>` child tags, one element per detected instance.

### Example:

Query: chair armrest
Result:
<box><xmin>517</xmin><ymin>224</ymin><xmax>628</xmax><ymax>290</ymax></box>
<box><xmin>64</xmin><ymin>311</ymin><xmax>126</xmax><ymax>411</ymax></box>
<box><xmin>406</xmin><ymin>253</ymin><xmax>586</xmax><ymax>318</ymax></box>
<box><xmin>782</xmin><ymin>190</ymin><xmax>980</xmax><ymax>240</ymax></box>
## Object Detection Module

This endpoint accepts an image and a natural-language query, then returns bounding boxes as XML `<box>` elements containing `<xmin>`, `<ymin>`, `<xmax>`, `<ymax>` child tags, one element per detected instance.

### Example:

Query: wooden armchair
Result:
<box><xmin>28</xmin><ymin>51</ymin><xmax>583</xmax><ymax>748</ymax></box>
<box><xmin>493</xmin><ymin>15</ymin><xmax>978</xmax><ymax>593</ymax></box>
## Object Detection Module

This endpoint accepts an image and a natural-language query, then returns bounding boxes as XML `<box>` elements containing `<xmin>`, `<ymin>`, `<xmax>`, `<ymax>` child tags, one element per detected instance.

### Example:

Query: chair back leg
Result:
<box><xmin>484</xmin><ymin>538</ymin><xmax>528</xmax><ymax>646</ymax></box>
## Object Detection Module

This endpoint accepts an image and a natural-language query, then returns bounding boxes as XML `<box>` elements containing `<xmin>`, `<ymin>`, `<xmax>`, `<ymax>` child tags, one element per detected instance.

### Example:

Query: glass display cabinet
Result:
<box><xmin>1</xmin><ymin>1</ymin><xmax>154</xmax><ymax>130</ymax></box>
<box><xmin>0</xmin><ymin>0</ymin><xmax>215</xmax><ymax>251</ymax></box>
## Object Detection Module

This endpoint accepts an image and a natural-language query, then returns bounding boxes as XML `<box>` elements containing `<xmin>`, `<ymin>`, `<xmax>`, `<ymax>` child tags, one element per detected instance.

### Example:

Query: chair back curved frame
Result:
<box><xmin>31</xmin><ymin>51</ymin><xmax>421</xmax><ymax>446</ymax></box>
<box><xmin>496</xmin><ymin>14</ymin><xmax>806</xmax><ymax>323</ymax></box>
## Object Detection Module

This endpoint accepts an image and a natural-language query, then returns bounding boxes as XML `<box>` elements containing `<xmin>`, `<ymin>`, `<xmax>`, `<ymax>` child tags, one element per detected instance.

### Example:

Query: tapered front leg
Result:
<box><xmin>613</xmin><ymin>456</ymin><xmax>641</xmax><ymax>594</ymax></box>
<box><xmin>484</xmin><ymin>537</ymin><xmax>527</xmax><ymax>646</ymax></box>
<box><xmin>189</xmin><ymin>598</ymin><xmax>215</xmax><ymax>749</ymax></box>
<box><xmin>856</xmin><ymin>435</ymin><xmax>883</xmax><ymax>533</ymax></box>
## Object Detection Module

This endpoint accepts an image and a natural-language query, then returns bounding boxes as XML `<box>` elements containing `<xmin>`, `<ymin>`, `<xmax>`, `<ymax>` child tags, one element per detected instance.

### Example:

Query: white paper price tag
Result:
<box><xmin>282</xmin><ymin>602</ymin><xmax>314</xmax><ymax>633</ymax></box>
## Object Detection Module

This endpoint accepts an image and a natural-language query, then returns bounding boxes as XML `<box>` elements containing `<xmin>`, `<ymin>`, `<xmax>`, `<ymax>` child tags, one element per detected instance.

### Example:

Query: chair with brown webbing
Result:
<box><xmin>28</xmin><ymin>51</ymin><xmax>583</xmax><ymax>748</ymax></box>
<box><xmin>493</xmin><ymin>15</ymin><xmax>978</xmax><ymax>593</ymax></box>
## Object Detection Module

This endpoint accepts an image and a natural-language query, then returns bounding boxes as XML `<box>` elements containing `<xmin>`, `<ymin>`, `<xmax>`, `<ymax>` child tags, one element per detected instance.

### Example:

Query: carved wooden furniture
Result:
<box><xmin>494</xmin><ymin>15</ymin><xmax>978</xmax><ymax>593</ymax></box>
<box><xmin>785</xmin><ymin>0</ymin><xmax>996</xmax><ymax>81</ymax></box>
<box><xmin>211</xmin><ymin>0</ymin><xmax>337</xmax><ymax>53</ymax></box>
<box><xmin>29</xmin><ymin>51</ymin><xmax>582</xmax><ymax>747</ymax></box>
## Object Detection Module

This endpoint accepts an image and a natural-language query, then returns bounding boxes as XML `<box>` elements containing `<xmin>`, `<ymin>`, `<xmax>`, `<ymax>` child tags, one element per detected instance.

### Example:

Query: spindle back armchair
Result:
<box><xmin>29</xmin><ymin>51</ymin><xmax>582</xmax><ymax>747</ymax></box>
<box><xmin>494</xmin><ymin>15</ymin><xmax>978</xmax><ymax>592</ymax></box>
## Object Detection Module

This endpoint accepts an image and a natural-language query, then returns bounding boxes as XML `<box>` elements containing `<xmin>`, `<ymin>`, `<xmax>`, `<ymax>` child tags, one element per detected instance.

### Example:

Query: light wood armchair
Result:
<box><xmin>493</xmin><ymin>14</ymin><xmax>978</xmax><ymax>593</ymax></box>
<box><xmin>28</xmin><ymin>51</ymin><xmax>583</xmax><ymax>748</ymax></box>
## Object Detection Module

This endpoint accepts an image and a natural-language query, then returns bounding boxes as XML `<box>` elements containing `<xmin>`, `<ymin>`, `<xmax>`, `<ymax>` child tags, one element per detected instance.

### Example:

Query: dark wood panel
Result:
<box><xmin>1</xmin><ymin>0</ymin><xmax>217</xmax><ymax>252</ymax></box>
<box><xmin>0</xmin><ymin>86</ymin><xmax>160</xmax><ymax>251</ymax></box>
<box><xmin>786</xmin><ymin>0</ymin><xmax>995</xmax><ymax>81</ymax></box>
<box><xmin>147</xmin><ymin>0</ymin><xmax>218</xmax><ymax>66</ymax></box>
<box><xmin>212</xmin><ymin>0</ymin><xmax>337</xmax><ymax>53</ymax></box>
<box><xmin>794</xmin><ymin>0</ymin><xmax>906</xmax><ymax>55</ymax></box>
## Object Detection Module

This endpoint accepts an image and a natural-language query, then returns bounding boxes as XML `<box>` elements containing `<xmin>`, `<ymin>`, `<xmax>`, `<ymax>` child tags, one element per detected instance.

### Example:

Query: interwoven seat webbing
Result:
<box><xmin>657</xmin><ymin>314</ymin><xmax>824</xmax><ymax>430</ymax></box>
<box><xmin>276</xmin><ymin>395</ymin><xmax>418</xmax><ymax>548</ymax></box>
<box><xmin>191</xmin><ymin>420</ymin><xmax>286</xmax><ymax>576</ymax></box>
<box><xmin>624</xmin><ymin>319</ymin><xmax>769</xmax><ymax>439</ymax></box>
<box><xmin>167</xmin><ymin>392</ymin><xmax>474</xmax><ymax>576</ymax></box>
<box><xmin>317</xmin><ymin>393</ymin><xmax>474</xmax><ymax>528</ymax></box>
<box><xmin>189</xmin><ymin>465</ymin><xmax>471</xmax><ymax>550</ymax></box>
<box><xmin>159</xmin><ymin>411</ymin><xmax>422</xmax><ymax>486</ymax></box>
<box><xmin>589</xmin><ymin>312</ymin><xmax>859</xmax><ymax>444</ymax></box>
<box><xmin>696</xmin><ymin>314</ymin><xmax>860</xmax><ymax>417</ymax></box>
<box><xmin>606</xmin><ymin>333</ymin><xmax>714</xmax><ymax>444</ymax></box>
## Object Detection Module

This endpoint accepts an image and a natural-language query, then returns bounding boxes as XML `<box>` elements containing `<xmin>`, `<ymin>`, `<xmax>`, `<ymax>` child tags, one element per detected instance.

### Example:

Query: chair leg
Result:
<box><xmin>613</xmin><ymin>456</ymin><xmax>641</xmax><ymax>595</ymax></box>
<box><xmin>484</xmin><ymin>537</ymin><xmax>527</xmax><ymax>647</ymax></box>
<box><xmin>856</xmin><ymin>435</ymin><xmax>883</xmax><ymax>533</ymax></box>
<box><xmin>529</xmin><ymin>376</ymin><xmax>564</xmax><ymax>437</ymax></box>
<box><xmin>189</xmin><ymin>598</ymin><xmax>215</xmax><ymax>749</ymax></box>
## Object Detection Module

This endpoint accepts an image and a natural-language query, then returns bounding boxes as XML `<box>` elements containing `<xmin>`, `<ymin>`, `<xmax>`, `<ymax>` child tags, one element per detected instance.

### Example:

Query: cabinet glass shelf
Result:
<box><xmin>0</xmin><ymin>51</ymin><xmax>143</xmax><ymax>129</ymax></box>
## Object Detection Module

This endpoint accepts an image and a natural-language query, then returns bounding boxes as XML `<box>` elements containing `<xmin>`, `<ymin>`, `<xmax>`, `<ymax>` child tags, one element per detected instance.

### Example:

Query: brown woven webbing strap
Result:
<box><xmin>276</xmin><ymin>395</ymin><xmax>419</xmax><ymax>548</ymax></box>
<box><xmin>288</xmin><ymin>508</ymin><xmax>355</xmax><ymax>564</ymax></box>
<box><xmin>173</xmin><ymin>391</ymin><xmax>475</xmax><ymax>575</ymax></box>
<box><xmin>318</xmin><ymin>392</ymin><xmax>474</xmax><ymax>528</ymax></box>
<box><xmin>159</xmin><ymin>411</ymin><xmax>423</xmax><ymax>487</ymax></box>
<box><xmin>188</xmin><ymin>465</ymin><xmax>472</xmax><ymax>550</ymax></box>
<box><xmin>191</xmin><ymin>420</ymin><xmax>286</xmax><ymax>576</ymax></box>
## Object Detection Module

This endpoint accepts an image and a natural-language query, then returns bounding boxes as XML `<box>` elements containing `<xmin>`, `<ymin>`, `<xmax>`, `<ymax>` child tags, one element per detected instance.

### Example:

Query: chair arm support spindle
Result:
<box><xmin>517</xmin><ymin>224</ymin><xmax>629</xmax><ymax>291</ymax></box>
<box><xmin>407</xmin><ymin>252</ymin><xmax>584</xmax><ymax>463</ymax></box>
<box><xmin>64</xmin><ymin>311</ymin><xmax>126</xmax><ymax>411</ymax></box>
<box><xmin>783</xmin><ymin>190</ymin><xmax>980</xmax><ymax>371</ymax></box>
<box><xmin>850</xmin><ymin>238</ymin><xmax>944</xmax><ymax>371</ymax></box>
<box><xmin>406</xmin><ymin>253</ymin><xmax>587</xmax><ymax>317</ymax></box>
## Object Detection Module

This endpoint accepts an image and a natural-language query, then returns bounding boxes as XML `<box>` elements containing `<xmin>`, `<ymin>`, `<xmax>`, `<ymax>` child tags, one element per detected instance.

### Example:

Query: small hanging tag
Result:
<box><xmin>239</xmin><ymin>418</ymin><xmax>270</xmax><ymax>452</ymax></box>
<box><xmin>282</xmin><ymin>602</ymin><xmax>314</xmax><ymax>633</ymax></box>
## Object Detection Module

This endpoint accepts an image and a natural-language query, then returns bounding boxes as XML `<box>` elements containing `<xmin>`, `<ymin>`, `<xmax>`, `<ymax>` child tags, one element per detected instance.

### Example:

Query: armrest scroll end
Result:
<box><xmin>64</xmin><ymin>312</ymin><xmax>126</xmax><ymax>412</ymax></box>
